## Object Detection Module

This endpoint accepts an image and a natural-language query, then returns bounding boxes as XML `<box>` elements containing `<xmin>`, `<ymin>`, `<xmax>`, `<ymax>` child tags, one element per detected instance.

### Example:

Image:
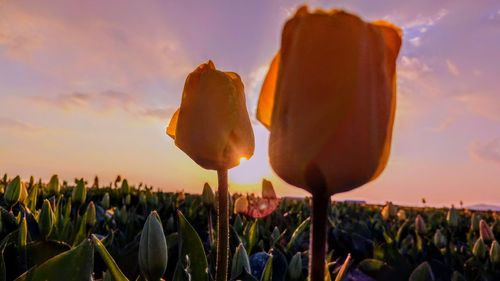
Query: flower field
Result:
<box><xmin>0</xmin><ymin>175</ymin><xmax>499</xmax><ymax>281</ymax></box>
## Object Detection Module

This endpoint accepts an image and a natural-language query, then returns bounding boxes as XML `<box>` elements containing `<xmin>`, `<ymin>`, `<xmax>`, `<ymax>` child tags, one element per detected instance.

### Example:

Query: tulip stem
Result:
<box><xmin>309</xmin><ymin>193</ymin><xmax>329</xmax><ymax>281</ymax></box>
<box><xmin>215</xmin><ymin>169</ymin><xmax>229</xmax><ymax>281</ymax></box>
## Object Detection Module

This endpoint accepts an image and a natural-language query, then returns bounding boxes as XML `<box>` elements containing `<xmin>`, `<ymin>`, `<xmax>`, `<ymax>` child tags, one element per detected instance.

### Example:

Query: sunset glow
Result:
<box><xmin>0</xmin><ymin>0</ymin><xmax>499</xmax><ymax>207</ymax></box>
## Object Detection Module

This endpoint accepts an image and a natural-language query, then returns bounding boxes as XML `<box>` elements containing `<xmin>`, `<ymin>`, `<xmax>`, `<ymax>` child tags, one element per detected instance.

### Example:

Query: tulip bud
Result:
<box><xmin>397</xmin><ymin>209</ymin><xmax>407</xmax><ymax>221</ymax></box>
<box><xmin>471</xmin><ymin>213</ymin><xmax>481</xmax><ymax>233</ymax></box>
<box><xmin>479</xmin><ymin>219</ymin><xmax>494</xmax><ymax>244</ymax></box>
<box><xmin>256</xmin><ymin>7</ymin><xmax>402</xmax><ymax>195</ymax></box>
<box><xmin>381</xmin><ymin>202</ymin><xmax>397</xmax><ymax>221</ymax></box>
<box><xmin>490</xmin><ymin>240</ymin><xmax>500</xmax><ymax>266</ymax></box>
<box><xmin>231</xmin><ymin>243</ymin><xmax>251</xmax><ymax>279</ymax></box>
<box><xmin>121</xmin><ymin>179</ymin><xmax>130</xmax><ymax>195</ymax></box>
<box><xmin>202</xmin><ymin>183</ymin><xmax>215</xmax><ymax>207</ymax></box>
<box><xmin>166</xmin><ymin>60</ymin><xmax>255</xmax><ymax>170</ymax></box>
<box><xmin>5</xmin><ymin>176</ymin><xmax>22</xmax><ymax>206</ymax></box>
<box><xmin>447</xmin><ymin>207</ymin><xmax>459</xmax><ymax>228</ymax></box>
<box><xmin>85</xmin><ymin>201</ymin><xmax>96</xmax><ymax>227</ymax></box>
<box><xmin>47</xmin><ymin>175</ymin><xmax>60</xmax><ymax>195</ymax></box>
<box><xmin>234</xmin><ymin>196</ymin><xmax>249</xmax><ymax>215</ymax></box>
<box><xmin>262</xmin><ymin>179</ymin><xmax>277</xmax><ymax>199</ymax></box>
<box><xmin>288</xmin><ymin>252</ymin><xmax>303</xmax><ymax>281</ymax></box>
<box><xmin>18</xmin><ymin>215</ymin><xmax>27</xmax><ymax>248</ymax></box>
<box><xmin>139</xmin><ymin>211</ymin><xmax>168</xmax><ymax>281</ymax></box>
<box><xmin>124</xmin><ymin>194</ymin><xmax>131</xmax><ymax>206</ymax></box>
<box><xmin>71</xmin><ymin>179</ymin><xmax>87</xmax><ymax>205</ymax></box>
<box><xmin>117</xmin><ymin>205</ymin><xmax>128</xmax><ymax>224</ymax></box>
<box><xmin>101</xmin><ymin>192</ymin><xmax>110</xmax><ymax>209</ymax></box>
<box><xmin>139</xmin><ymin>193</ymin><xmax>147</xmax><ymax>205</ymax></box>
<box><xmin>0</xmin><ymin>183</ymin><xmax>4</xmax><ymax>194</ymax></box>
<box><xmin>19</xmin><ymin>180</ymin><xmax>28</xmax><ymax>204</ymax></box>
<box><xmin>177</xmin><ymin>191</ymin><xmax>185</xmax><ymax>204</ymax></box>
<box><xmin>433</xmin><ymin>229</ymin><xmax>447</xmax><ymax>249</ymax></box>
<box><xmin>38</xmin><ymin>199</ymin><xmax>54</xmax><ymax>239</ymax></box>
<box><xmin>415</xmin><ymin>215</ymin><xmax>426</xmax><ymax>235</ymax></box>
<box><xmin>473</xmin><ymin>238</ymin><xmax>487</xmax><ymax>260</ymax></box>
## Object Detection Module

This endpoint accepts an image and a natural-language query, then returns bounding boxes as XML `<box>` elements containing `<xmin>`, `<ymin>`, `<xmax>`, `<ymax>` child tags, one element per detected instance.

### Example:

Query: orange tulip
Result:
<box><xmin>257</xmin><ymin>6</ymin><xmax>402</xmax><ymax>196</ymax></box>
<box><xmin>167</xmin><ymin>60</ymin><xmax>254</xmax><ymax>170</ymax></box>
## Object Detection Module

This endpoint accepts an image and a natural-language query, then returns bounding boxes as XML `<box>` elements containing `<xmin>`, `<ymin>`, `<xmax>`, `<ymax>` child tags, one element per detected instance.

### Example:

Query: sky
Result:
<box><xmin>0</xmin><ymin>0</ymin><xmax>499</xmax><ymax>207</ymax></box>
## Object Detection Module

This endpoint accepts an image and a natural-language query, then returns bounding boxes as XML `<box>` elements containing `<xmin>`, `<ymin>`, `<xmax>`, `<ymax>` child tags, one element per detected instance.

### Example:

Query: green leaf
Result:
<box><xmin>357</xmin><ymin>258</ymin><xmax>394</xmax><ymax>281</ymax></box>
<box><xmin>246</xmin><ymin>220</ymin><xmax>259</xmax><ymax>254</ymax></box>
<box><xmin>260</xmin><ymin>255</ymin><xmax>273</xmax><ymax>281</ymax></box>
<box><xmin>175</xmin><ymin>210</ymin><xmax>208</xmax><ymax>281</ymax></box>
<box><xmin>26</xmin><ymin>240</ymin><xmax>71</xmax><ymax>268</ymax></box>
<box><xmin>91</xmin><ymin>235</ymin><xmax>129</xmax><ymax>281</ymax></box>
<box><xmin>287</xmin><ymin>217</ymin><xmax>310</xmax><ymax>250</ymax></box>
<box><xmin>409</xmin><ymin>262</ymin><xmax>435</xmax><ymax>281</ymax></box>
<box><xmin>15</xmin><ymin>239</ymin><xmax>94</xmax><ymax>281</ymax></box>
<box><xmin>231</xmin><ymin>243</ymin><xmax>251</xmax><ymax>280</ymax></box>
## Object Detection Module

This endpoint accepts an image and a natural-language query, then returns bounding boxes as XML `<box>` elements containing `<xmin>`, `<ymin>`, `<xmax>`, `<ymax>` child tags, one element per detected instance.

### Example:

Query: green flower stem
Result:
<box><xmin>216</xmin><ymin>169</ymin><xmax>229</xmax><ymax>281</ymax></box>
<box><xmin>309</xmin><ymin>193</ymin><xmax>329</xmax><ymax>281</ymax></box>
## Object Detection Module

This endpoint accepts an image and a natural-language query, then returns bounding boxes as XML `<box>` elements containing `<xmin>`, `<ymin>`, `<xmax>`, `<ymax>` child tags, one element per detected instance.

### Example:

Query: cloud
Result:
<box><xmin>31</xmin><ymin>90</ymin><xmax>136</xmax><ymax>111</ymax></box>
<box><xmin>457</xmin><ymin>93</ymin><xmax>500</xmax><ymax>122</ymax></box>
<box><xmin>446</xmin><ymin>59</ymin><xmax>460</xmax><ymax>76</ymax></box>
<box><xmin>0</xmin><ymin>117</ymin><xmax>39</xmax><ymax>131</ymax></box>
<box><xmin>138</xmin><ymin>107</ymin><xmax>176</xmax><ymax>120</ymax></box>
<box><xmin>398</xmin><ymin>56</ymin><xmax>432</xmax><ymax>81</ymax></box>
<box><xmin>470</xmin><ymin>138</ymin><xmax>500</xmax><ymax>164</ymax></box>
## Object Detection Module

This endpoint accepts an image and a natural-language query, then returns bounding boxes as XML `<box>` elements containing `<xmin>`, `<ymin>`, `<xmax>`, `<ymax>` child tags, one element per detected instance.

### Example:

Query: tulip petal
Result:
<box><xmin>166</xmin><ymin>108</ymin><xmax>180</xmax><ymax>139</ymax></box>
<box><xmin>257</xmin><ymin>52</ymin><xmax>281</xmax><ymax>129</ymax></box>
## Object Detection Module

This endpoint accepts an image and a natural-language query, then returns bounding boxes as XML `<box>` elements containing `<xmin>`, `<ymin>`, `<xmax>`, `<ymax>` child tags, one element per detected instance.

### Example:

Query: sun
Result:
<box><xmin>239</xmin><ymin>157</ymin><xmax>248</xmax><ymax>163</ymax></box>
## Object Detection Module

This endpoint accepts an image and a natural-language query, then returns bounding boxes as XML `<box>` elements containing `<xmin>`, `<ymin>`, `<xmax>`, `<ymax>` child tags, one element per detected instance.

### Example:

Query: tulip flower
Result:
<box><xmin>397</xmin><ymin>209</ymin><xmax>407</xmax><ymax>221</ymax></box>
<box><xmin>415</xmin><ymin>215</ymin><xmax>427</xmax><ymax>235</ymax></box>
<box><xmin>479</xmin><ymin>219</ymin><xmax>495</xmax><ymax>244</ymax></box>
<box><xmin>473</xmin><ymin>238</ymin><xmax>487</xmax><ymax>260</ymax></box>
<box><xmin>166</xmin><ymin>60</ymin><xmax>254</xmax><ymax>281</ymax></box>
<box><xmin>72</xmin><ymin>178</ymin><xmax>87</xmax><ymax>206</ymax></box>
<box><xmin>256</xmin><ymin>6</ymin><xmax>401</xmax><ymax>280</ymax></box>
<box><xmin>381</xmin><ymin>202</ymin><xmax>397</xmax><ymax>221</ymax></box>
<box><xmin>202</xmin><ymin>183</ymin><xmax>215</xmax><ymax>207</ymax></box>
<box><xmin>139</xmin><ymin>211</ymin><xmax>168</xmax><ymax>281</ymax></box>
<box><xmin>447</xmin><ymin>207</ymin><xmax>459</xmax><ymax>228</ymax></box>
<box><xmin>246</xmin><ymin>179</ymin><xmax>279</xmax><ymax>218</ymax></box>
<box><xmin>5</xmin><ymin>176</ymin><xmax>24</xmax><ymax>207</ymax></box>
<box><xmin>233</xmin><ymin>196</ymin><xmax>249</xmax><ymax>215</ymax></box>
<box><xmin>491</xmin><ymin>240</ymin><xmax>500</xmax><ymax>266</ymax></box>
<box><xmin>47</xmin><ymin>174</ymin><xmax>60</xmax><ymax>195</ymax></box>
<box><xmin>101</xmin><ymin>192</ymin><xmax>110</xmax><ymax>210</ymax></box>
<box><xmin>38</xmin><ymin>199</ymin><xmax>54</xmax><ymax>240</ymax></box>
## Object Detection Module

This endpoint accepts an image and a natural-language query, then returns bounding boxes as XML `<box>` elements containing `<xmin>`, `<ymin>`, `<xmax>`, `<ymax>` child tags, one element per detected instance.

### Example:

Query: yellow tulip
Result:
<box><xmin>233</xmin><ymin>195</ymin><xmax>249</xmax><ymax>215</ymax></box>
<box><xmin>167</xmin><ymin>60</ymin><xmax>254</xmax><ymax>170</ymax></box>
<box><xmin>257</xmin><ymin>6</ymin><xmax>402</xmax><ymax>195</ymax></box>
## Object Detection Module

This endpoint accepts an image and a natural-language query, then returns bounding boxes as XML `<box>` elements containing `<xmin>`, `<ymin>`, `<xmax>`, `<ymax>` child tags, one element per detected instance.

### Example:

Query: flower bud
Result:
<box><xmin>446</xmin><ymin>207</ymin><xmax>459</xmax><ymax>228</ymax></box>
<box><xmin>101</xmin><ymin>192</ymin><xmax>110</xmax><ymax>209</ymax></box>
<box><xmin>397</xmin><ymin>209</ymin><xmax>407</xmax><ymax>221</ymax></box>
<box><xmin>231</xmin><ymin>243</ymin><xmax>251</xmax><ymax>279</ymax></box>
<box><xmin>5</xmin><ymin>176</ymin><xmax>24</xmax><ymax>206</ymax></box>
<box><xmin>490</xmin><ymin>240</ymin><xmax>500</xmax><ymax>266</ymax></box>
<box><xmin>71</xmin><ymin>179</ymin><xmax>87</xmax><ymax>205</ymax></box>
<box><xmin>202</xmin><ymin>183</ymin><xmax>215</xmax><ymax>207</ymax></box>
<box><xmin>139</xmin><ymin>211</ymin><xmax>168</xmax><ymax>281</ymax></box>
<box><xmin>234</xmin><ymin>196</ymin><xmax>249</xmax><ymax>214</ymax></box>
<box><xmin>19</xmin><ymin>180</ymin><xmax>28</xmax><ymax>204</ymax></box>
<box><xmin>139</xmin><ymin>193</ymin><xmax>147</xmax><ymax>205</ymax></box>
<box><xmin>287</xmin><ymin>252</ymin><xmax>303</xmax><ymax>281</ymax></box>
<box><xmin>85</xmin><ymin>201</ymin><xmax>96</xmax><ymax>227</ymax></box>
<box><xmin>261</xmin><ymin>179</ymin><xmax>277</xmax><ymax>199</ymax></box>
<box><xmin>381</xmin><ymin>202</ymin><xmax>397</xmax><ymax>221</ymax></box>
<box><xmin>47</xmin><ymin>175</ymin><xmax>60</xmax><ymax>195</ymax></box>
<box><xmin>479</xmin><ymin>219</ymin><xmax>494</xmax><ymax>244</ymax></box>
<box><xmin>124</xmin><ymin>194</ymin><xmax>131</xmax><ymax>206</ymax></box>
<box><xmin>471</xmin><ymin>213</ymin><xmax>481</xmax><ymax>233</ymax></box>
<box><xmin>176</xmin><ymin>191</ymin><xmax>185</xmax><ymax>204</ymax></box>
<box><xmin>473</xmin><ymin>238</ymin><xmax>487</xmax><ymax>260</ymax></box>
<box><xmin>433</xmin><ymin>229</ymin><xmax>447</xmax><ymax>249</ymax></box>
<box><xmin>121</xmin><ymin>179</ymin><xmax>130</xmax><ymax>195</ymax></box>
<box><xmin>415</xmin><ymin>215</ymin><xmax>426</xmax><ymax>235</ymax></box>
<box><xmin>38</xmin><ymin>199</ymin><xmax>54</xmax><ymax>239</ymax></box>
<box><xmin>18</xmin><ymin>215</ymin><xmax>27</xmax><ymax>248</ymax></box>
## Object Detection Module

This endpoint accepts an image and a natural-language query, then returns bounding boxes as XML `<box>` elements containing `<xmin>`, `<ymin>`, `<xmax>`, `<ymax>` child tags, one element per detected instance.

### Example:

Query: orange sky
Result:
<box><xmin>0</xmin><ymin>0</ymin><xmax>499</xmax><ymax>207</ymax></box>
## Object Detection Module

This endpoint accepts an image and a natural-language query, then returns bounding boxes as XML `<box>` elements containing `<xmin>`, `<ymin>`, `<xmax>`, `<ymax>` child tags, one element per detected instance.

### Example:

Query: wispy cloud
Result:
<box><xmin>31</xmin><ymin>90</ymin><xmax>136</xmax><ymax>111</ymax></box>
<box><xmin>457</xmin><ymin>93</ymin><xmax>500</xmax><ymax>122</ymax></box>
<box><xmin>470</xmin><ymin>138</ymin><xmax>500</xmax><ymax>165</ymax></box>
<box><xmin>0</xmin><ymin>117</ymin><xmax>39</xmax><ymax>131</ymax></box>
<box><xmin>446</xmin><ymin>59</ymin><xmax>460</xmax><ymax>76</ymax></box>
